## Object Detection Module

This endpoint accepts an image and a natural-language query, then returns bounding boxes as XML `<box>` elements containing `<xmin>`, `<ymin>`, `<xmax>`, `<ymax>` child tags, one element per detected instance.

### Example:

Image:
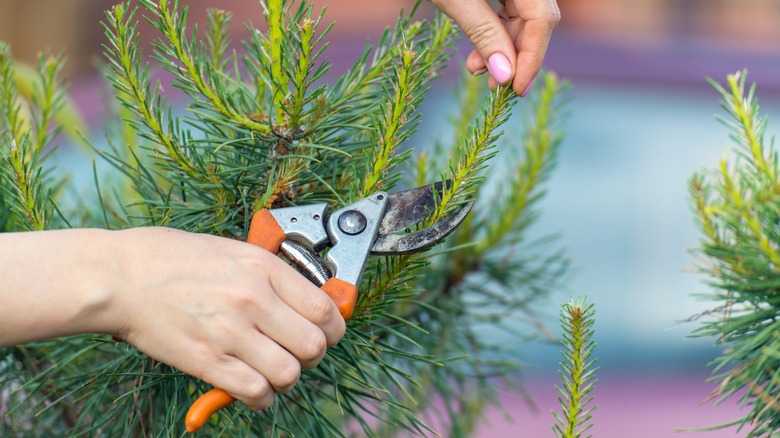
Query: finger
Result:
<box><xmin>234</xmin><ymin>332</ymin><xmax>303</xmax><ymax>394</ymax></box>
<box><xmin>511</xmin><ymin>17</ymin><xmax>557</xmax><ymax>96</ymax></box>
<box><xmin>432</xmin><ymin>0</ymin><xmax>516</xmax><ymax>84</ymax></box>
<box><xmin>197</xmin><ymin>354</ymin><xmax>276</xmax><ymax>411</ymax></box>
<box><xmin>248</xmin><ymin>288</ymin><xmax>330</xmax><ymax>369</ymax></box>
<box><xmin>466</xmin><ymin>49</ymin><xmax>487</xmax><ymax>75</ymax></box>
<box><xmin>267</xmin><ymin>260</ymin><xmax>346</xmax><ymax>345</ymax></box>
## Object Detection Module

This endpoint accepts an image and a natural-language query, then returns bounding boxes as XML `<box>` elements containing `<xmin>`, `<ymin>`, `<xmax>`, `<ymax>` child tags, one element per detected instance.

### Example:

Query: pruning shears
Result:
<box><xmin>184</xmin><ymin>181</ymin><xmax>472</xmax><ymax>432</ymax></box>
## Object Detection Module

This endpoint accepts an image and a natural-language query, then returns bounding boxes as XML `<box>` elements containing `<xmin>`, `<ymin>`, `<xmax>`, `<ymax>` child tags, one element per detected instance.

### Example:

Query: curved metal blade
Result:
<box><xmin>371</xmin><ymin>201</ymin><xmax>473</xmax><ymax>254</ymax></box>
<box><xmin>377</xmin><ymin>180</ymin><xmax>451</xmax><ymax>235</ymax></box>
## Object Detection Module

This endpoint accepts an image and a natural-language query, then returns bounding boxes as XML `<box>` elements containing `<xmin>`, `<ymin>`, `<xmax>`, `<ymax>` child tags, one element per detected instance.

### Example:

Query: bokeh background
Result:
<box><xmin>3</xmin><ymin>1</ymin><xmax>780</xmax><ymax>437</ymax></box>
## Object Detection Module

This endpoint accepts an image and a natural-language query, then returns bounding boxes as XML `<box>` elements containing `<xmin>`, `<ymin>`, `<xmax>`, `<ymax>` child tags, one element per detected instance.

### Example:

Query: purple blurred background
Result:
<box><xmin>3</xmin><ymin>1</ymin><xmax>778</xmax><ymax>436</ymax></box>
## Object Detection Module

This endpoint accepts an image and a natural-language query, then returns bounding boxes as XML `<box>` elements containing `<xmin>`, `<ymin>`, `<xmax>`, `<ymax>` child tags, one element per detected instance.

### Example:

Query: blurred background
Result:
<box><xmin>3</xmin><ymin>1</ymin><xmax>779</xmax><ymax>436</ymax></box>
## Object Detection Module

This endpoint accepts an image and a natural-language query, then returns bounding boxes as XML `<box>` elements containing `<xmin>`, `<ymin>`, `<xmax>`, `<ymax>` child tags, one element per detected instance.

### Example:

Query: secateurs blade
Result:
<box><xmin>185</xmin><ymin>180</ymin><xmax>472</xmax><ymax>432</ymax></box>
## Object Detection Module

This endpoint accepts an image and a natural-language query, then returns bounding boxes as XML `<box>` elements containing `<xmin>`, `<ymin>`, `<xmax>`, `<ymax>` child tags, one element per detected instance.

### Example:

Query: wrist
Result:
<box><xmin>40</xmin><ymin>228</ymin><xmax>126</xmax><ymax>339</ymax></box>
<box><xmin>74</xmin><ymin>228</ymin><xmax>131</xmax><ymax>339</ymax></box>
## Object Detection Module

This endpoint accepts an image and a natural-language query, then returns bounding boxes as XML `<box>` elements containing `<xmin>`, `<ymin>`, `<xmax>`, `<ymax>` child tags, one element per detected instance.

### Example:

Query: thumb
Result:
<box><xmin>432</xmin><ymin>0</ymin><xmax>516</xmax><ymax>84</ymax></box>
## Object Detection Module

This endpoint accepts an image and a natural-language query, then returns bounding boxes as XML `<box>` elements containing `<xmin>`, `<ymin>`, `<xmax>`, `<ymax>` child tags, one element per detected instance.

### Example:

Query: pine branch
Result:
<box><xmin>0</xmin><ymin>43</ymin><xmax>25</xmax><ymax>145</ymax></box>
<box><xmin>0</xmin><ymin>135</ymin><xmax>51</xmax><ymax>231</ymax></box>
<box><xmin>358</xmin><ymin>14</ymin><xmax>456</xmax><ymax>198</ymax></box>
<box><xmin>553</xmin><ymin>297</ymin><xmax>598</xmax><ymax>438</ymax></box>
<box><xmin>10</xmin><ymin>61</ymin><xmax>90</xmax><ymax>152</ymax></box>
<box><xmin>205</xmin><ymin>8</ymin><xmax>231</xmax><ymax>71</ymax></box>
<box><xmin>288</xmin><ymin>12</ymin><xmax>314</xmax><ymax>129</ymax></box>
<box><xmin>28</xmin><ymin>52</ymin><xmax>67</xmax><ymax>153</ymax></box>
<box><xmin>476</xmin><ymin>72</ymin><xmax>567</xmax><ymax>253</ymax></box>
<box><xmin>690</xmin><ymin>70</ymin><xmax>780</xmax><ymax>436</ymax></box>
<box><xmin>431</xmin><ymin>84</ymin><xmax>514</xmax><ymax>223</ymax></box>
<box><xmin>358</xmin><ymin>46</ymin><xmax>422</xmax><ymax>197</ymax></box>
<box><xmin>0</xmin><ymin>45</ymin><xmax>60</xmax><ymax>232</ymax></box>
<box><xmin>103</xmin><ymin>2</ymin><xmax>199</xmax><ymax>177</ymax></box>
<box><xmin>0</xmin><ymin>47</ymin><xmax>71</xmax><ymax>153</ymax></box>
<box><xmin>265</xmin><ymin>0</ymin><xmax>287</xmax><ymax>124</ymax></box>
<box><xmin>140</xmin><ymin>0</ymin><xmax>273</xmax><ymax>135</ymax></box>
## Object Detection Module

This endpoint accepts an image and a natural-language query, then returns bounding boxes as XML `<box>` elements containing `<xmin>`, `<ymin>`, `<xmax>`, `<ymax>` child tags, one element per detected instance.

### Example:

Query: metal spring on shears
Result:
<box><xmin>279</xmin><ymin>240</ymin><xmax>331</xmax><ymax>287</ymax></box>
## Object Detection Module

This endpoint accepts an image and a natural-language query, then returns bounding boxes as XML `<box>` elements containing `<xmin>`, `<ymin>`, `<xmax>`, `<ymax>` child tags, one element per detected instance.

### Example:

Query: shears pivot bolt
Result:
<box><xmin>338</xmin><ymin>210</ymin><xmax>367</xmax><ymax>235</ymax></box>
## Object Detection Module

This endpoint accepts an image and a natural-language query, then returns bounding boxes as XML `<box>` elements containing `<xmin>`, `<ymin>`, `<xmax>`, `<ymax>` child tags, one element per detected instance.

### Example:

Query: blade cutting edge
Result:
<box><xmin>377</xmin><ymin>180</ymin><xmax>451</xmax><ymax>235</ymax></box>
<box><xmin>370</xmin><ymin>201</ymin><xmax>473</xmax><ymax>254</ymax></box>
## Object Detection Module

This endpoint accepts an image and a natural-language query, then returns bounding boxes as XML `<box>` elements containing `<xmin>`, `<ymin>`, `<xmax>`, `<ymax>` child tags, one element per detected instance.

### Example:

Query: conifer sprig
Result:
<box><xmin>553</xmin><ymin>298</ymin><xmax>597</xmax><ymax>438</ymax></box>
<box><xmin>29</xmin><ymin>53</ymin><xmax>67</xmax><ymax>153</ymax></box>
<box><xmin>691</xmin><ymin>70</ymin><xmax>780</xmax><ymax>437</ymax></box>
<box><xmin>432</xmin><ymin>84</ymin><xmax>515</xmax><ymax>222</ymax></box>
<box><xmin>0</xmin><ymin>43</ymin><xmax>26</xmax><ymax>145</ymax></box>
<box><xmin>205</xmin><ymin>8</ymin><xmax>231</xmax><ymax>71</ymax></box>
<box><xmin>0</xmin><ymin>45</ymin><xmax>59</xmax><ymax>232</ymax></box>
<box><xmin>358</xmin><ymin>15</ymin><xmax>455</xmax><ymax>198</ymax></box>
<box><xmin>477</xmin><ymin>72</ymin><xmax>566</xmax><ymax>252</ymax></box>
<box><xmin>0</xmin><ymin>135</ymin><xmax>51</xmax><ymax>231</ymax></box>
<box><xmin>141</xmin><ymin>0</ymin><xmax>274</xmax><ymax>135</ymax></box>
<box><xmin>103</xmin><ymin>3</ymin><xmax>198</xmax><ymax>177</ymax></box>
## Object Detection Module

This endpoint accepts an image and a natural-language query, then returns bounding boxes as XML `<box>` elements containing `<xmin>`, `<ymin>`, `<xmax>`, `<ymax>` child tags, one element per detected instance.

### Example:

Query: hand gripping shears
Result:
<box><xmin>184</xmin><ymin>181</ymin><xmax>472</xmax><ymax>432</ymax></box>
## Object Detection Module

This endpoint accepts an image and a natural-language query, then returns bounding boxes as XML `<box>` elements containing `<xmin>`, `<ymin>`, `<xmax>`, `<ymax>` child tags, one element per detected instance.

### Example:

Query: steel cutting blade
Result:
<box><xmin>371</xmin><ymin>180</ymin><xmax>473</xmax><ymax>254</ymax></box>
<box><xmin>376</xmin><ymin>180</ymin><xmax>451</xmax><ymax>236</ymax></box>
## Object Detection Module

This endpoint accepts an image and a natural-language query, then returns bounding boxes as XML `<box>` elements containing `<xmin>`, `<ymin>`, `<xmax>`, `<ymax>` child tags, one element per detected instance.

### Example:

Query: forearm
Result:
<box><xmin>0</xmin><ymin>229</ymin><xmax>122</xmax><ymax>346</ymax></box>
<box><xmin>0</xmin><ymin>226</ymin><xmax>345</xmax><ymax>410</ymax></box>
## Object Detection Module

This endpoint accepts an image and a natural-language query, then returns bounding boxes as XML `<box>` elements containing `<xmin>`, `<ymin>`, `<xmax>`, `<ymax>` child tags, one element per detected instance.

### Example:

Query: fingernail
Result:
<box><xmin>521</xmin><ymin>79</ymin><xmax>535</xmax><ymax>97</ymax></box>
<box><xmin>472</xmin><ymin>67</ymin><xmax>488</xmax><ymax>76</ymax></box>
<box><xmin>487</xmin><ymin>53</ymin><xmax>512</xmax><ymax>84</ymax></box>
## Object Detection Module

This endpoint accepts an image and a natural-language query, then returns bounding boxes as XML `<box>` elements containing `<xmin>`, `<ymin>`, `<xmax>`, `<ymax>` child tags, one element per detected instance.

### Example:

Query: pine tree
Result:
<box><xmin>691</xmin><ymin>70</ymin><xmax>780</xmax><ymax>437</ymax></box>
<box><xmin>0</xmin><ymin>0</ymin><xmax>569</xmax><ymax>435</ymax></box>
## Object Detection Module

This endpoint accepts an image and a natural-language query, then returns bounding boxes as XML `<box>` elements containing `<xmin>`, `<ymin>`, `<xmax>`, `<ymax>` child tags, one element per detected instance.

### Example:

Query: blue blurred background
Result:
<box><xmin>3</xmin><ymin>1</ymin><xmax>780</xmax><ymax>436</ymax></box>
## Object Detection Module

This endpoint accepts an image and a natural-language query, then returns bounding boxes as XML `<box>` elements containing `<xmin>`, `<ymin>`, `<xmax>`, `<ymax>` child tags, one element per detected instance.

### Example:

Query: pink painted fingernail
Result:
<box><xmin>472</xmin><ymin>67</ymin><xmax>488</xmax><ymax>76</ymax></box>
<box><xmin>521</xmin><ymin>79</ymin><xmax>535</xmax><ymax>97</ymax></box>
<box><xmin>487</xmin><ymin>53</ymin><xmax>512</xmax><ymax>84</ymax></box>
